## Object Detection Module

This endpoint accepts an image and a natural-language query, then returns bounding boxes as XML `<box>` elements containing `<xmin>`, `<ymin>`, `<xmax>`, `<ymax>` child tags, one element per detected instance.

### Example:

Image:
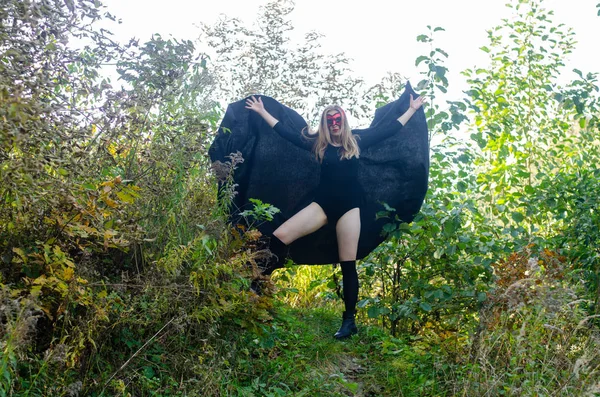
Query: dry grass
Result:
<box><xmin>453</xmin><ymin>251</ymin><xmax>600</xmax><ymax>396</ymax></box>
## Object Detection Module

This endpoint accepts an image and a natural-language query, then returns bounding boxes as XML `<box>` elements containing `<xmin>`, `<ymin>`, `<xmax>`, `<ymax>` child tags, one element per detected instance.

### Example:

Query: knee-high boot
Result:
<box><xmin>262</xmin><ymin>235</ymin><xmax>289</xmax><ymax>276</ymax></box>
<box><xmin>250</xmin><ymin>235</ymin><xmax>289</xmax><ymax>294</ymax></box>
<box><xmin>334</xmin><ymin>260</ymin><xmax>358</xmax><ymax>339</ymax></box>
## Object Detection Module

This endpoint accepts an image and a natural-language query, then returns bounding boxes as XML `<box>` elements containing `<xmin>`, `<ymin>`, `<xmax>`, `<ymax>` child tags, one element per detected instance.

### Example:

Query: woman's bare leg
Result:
<box><xmin>336</xmin><ymin>207</ymin><xmax>361</xmax><ymax>261</ymax></box>
<box><xmin>273</xmin><ymin>202</ymin><xmax>328</xmax><ymax>245</ymax></box>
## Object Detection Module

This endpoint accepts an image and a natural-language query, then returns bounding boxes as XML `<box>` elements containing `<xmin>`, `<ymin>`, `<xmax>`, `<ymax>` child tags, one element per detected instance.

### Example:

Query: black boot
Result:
<box><xmin>261</xmin><ymin>235</ymin><xmax>289</xmax><ymax>276</ymax></box>
<box><xmin>249</xmin><ymin>235</ymin><xmax>289</xmax><ymax>295</ymax></box>
<box><xmin>334</xmin><ymin>311</ymin><xmax>358</xmax><ymax>339</ymax></box>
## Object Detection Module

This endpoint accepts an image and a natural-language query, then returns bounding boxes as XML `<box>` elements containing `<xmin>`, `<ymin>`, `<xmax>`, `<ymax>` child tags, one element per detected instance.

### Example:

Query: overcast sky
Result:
<box><xmin>100</xmin><ymin>0</ymin><xmax>600</xmax><ymax>102</ymax></box>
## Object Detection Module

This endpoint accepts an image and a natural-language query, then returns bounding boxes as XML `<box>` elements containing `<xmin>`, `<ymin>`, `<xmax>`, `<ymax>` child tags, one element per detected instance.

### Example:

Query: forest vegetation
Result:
<box><xmin>1</xmin><ymin>0</ymin><xmax>600</xmax><ymax>395</ymax></box>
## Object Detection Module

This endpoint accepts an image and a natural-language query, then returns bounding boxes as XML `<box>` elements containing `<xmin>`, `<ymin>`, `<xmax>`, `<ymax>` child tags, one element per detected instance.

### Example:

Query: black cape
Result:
<box><xmin>209</xmin><ymin>83</ymin><xmax>429</xmax><ymax>265</ymax></box>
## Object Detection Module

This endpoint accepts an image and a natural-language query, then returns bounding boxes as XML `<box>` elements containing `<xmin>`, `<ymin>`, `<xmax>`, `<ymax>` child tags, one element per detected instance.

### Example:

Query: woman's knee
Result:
<box><xmin>336</xmin><ymin>208</ymin><xmax>360</xmax><ymax>261</ymax></box>
<box><xmin>274</xmin><ymin>203</ymin><xmax>327</xmax><ymax>245</ymax></box>
<box><xmin>273</xmin><ymin>227</ymin><xmax>291</xmax><ymax>245</ymax></box>
<box><xmin>338</xmin><ymin>238</ymin><xmax>358</xmax><ymax>261</ymax></box>
<box><xmin>338</xmin><ymin>252</ymin><xmax>357</xmax><ymax>262</ymax></box>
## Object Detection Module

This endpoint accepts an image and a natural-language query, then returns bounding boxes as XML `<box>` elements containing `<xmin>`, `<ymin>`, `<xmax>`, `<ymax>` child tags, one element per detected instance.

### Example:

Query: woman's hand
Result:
<box><xmin>245</xmin><ymin>95</ymin><xmax>279</xmax><ymax>128</ymax></box>
<box><xmin>245</xmin><ymin>96</ymin><xmax>266</xmax><ymax>114</ymax></box>
<box><xmin>410</xmin><ymin>94</ymin><xmax>426</xmax><ymax>110</ymax></box>
<box><xmin>397</xmin><ymin>94</ymin><xmax>427</xmax><ymax>126</ymax></box>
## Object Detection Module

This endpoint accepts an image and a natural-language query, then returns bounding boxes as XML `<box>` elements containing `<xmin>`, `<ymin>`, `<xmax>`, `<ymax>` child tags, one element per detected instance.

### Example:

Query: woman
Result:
<box><xmin>245</xmin><ymin>94</ymin><xmax>425</xmax><ymax>339</ymax></box>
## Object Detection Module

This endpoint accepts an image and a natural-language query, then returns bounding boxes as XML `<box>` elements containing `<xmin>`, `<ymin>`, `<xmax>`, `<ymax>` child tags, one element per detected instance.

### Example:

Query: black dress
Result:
<box><xmin>208</xmin><ymin>83</ymin><xmax>429</xmax><ymax>265</ymax></box>
<box><xmin>272</xmin><ymin>120</ymin><xmax>404</xmax><ymax>224</ymax></box>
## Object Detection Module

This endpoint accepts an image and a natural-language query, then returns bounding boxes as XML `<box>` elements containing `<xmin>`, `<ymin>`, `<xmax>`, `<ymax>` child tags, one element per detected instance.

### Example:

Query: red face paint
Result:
<box><xmin>327</xmin><ymin>113</ymin><xmax>342</xmax><ymax>127</ymax></box>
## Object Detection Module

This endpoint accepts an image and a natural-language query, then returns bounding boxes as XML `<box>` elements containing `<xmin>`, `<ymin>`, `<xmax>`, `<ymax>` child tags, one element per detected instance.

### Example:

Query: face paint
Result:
<box><xmin>327</xmin><ymin>113</ymin><xmax>342</xmax><ymax>127</ymax></box>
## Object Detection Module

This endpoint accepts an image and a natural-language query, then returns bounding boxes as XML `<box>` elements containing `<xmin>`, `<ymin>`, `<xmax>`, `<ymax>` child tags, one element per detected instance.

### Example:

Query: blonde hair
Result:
<box><xmin>303</xmin><ymin>105</ymin><xmax>360</xmax><ymax>163</ymax></box>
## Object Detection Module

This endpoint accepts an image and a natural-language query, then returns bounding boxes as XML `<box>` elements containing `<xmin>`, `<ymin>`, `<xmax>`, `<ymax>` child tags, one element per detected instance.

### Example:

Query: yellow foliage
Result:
<box><xmin>63</xmin><ymin>267</ymin><xmax>74</xmax><ymax>281</ymax></box>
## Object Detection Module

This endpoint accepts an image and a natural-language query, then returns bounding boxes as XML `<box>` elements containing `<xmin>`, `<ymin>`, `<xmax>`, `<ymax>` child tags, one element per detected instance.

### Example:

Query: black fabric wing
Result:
<box><xmin>208</xmin><ymin>83</ymin><xmax>429</xmax><ymax>265</ymax></box>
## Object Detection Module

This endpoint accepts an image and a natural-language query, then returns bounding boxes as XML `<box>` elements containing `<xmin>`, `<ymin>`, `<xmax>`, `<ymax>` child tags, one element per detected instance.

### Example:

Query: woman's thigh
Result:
<box><xmin>335</xmin><ymin>207</ymin><xmax>361</xmax><ymax>261</ymax></box>
<box><xmin>274</xmin><ymin>202</ymin><xmax>328</xmax><ymax>245</ymax></box>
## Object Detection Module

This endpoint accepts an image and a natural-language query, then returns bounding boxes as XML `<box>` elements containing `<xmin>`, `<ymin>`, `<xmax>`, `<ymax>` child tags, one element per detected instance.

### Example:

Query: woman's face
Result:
<box><xmin>326</xmin><ymin>110</ymin><xmax>342</xmax><ymax>137</ymax></box>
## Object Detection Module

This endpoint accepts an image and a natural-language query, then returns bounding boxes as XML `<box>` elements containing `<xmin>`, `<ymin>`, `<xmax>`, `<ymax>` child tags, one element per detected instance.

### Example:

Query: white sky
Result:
<box><xmin>100</xmin><ymin>0</ymin><xmax>599</xmax><ymax>102</ymax></box>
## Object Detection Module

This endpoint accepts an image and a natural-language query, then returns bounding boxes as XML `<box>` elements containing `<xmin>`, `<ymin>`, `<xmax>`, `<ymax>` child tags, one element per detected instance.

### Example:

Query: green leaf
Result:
<box><xmin>143</xmin><ymin>366</ymin><xmax>156</xmax><ymax>379</ymax></box>
<box><xmin>382</xmin><ymin>223</ymin><xmax>396</xmax><ymax>234</ymax></box>
<box><xmin>443</xmin><ymin>219</ymin><xmax>458</xmax><ymax>236</ymax></box>
<box><xmin>457</xmin><ymin>154</ymin><xmax>470</xmax><ymax>163</ymax></box>
<box><xmin>511</xmin><ymin>212</ymin><xmax>525</xmax><ymax>223</ymax></box>
<box><xmin>116</xmin><ymin>191</ymin><xmax>135</xmax><ymax>204</ymax></box>
<box><xmin>436</xmin><ymin>48</ymin><xmax>449</xmax><ymax>57</ymax></box>
<box><xmin>477</xmin><ymin>292</ymin><xmax>487</xmax><ymax>302</ymax></box>
<box><xmin>382</xmin><ymin>202</ymin><xmax>396</xmax><ymax>212</ymax></box>
<box><xmin>415</xmin><ymin>55</ymin><xmax>428</xmax><ymax>67</ymax></box>
<box><xmin>375</xmin><ymin>210</ymin><xmax>390</xmax><ymax>220</ymax></box>
<box><xmin>344</xmin><ymin>382</ymin><xmax>359</xmax><ymax>393</ymax></box>
<box><xmin>398</xmin><ymin>222</ymin><xmax>411</xmax><ymax>231</ymax></box>
<box><xmin>367</xmin><ymin>306</ymin><xmax>380</xmax><ymax>318</ymax></box>
<box><xmin>416</xmin><ymin>79</ymin><xmax>429</xmax><ymax>90</ymax></box>
<box><xmin>419</xmin><ymin>302</ymin><xmax>432</xmax><ymax>312</ymax></box>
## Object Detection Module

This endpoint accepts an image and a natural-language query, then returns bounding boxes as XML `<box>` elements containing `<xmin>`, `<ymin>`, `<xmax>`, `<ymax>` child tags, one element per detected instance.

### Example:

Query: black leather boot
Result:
<box><xmin>249</xmin><ymin>235</ymin><xmax>288</xmax><ymax>295</ymax></box>
<box><xmin>261</xmin><ymin>235</ymin><xmax>289</xmax><ymax>276</ymax></box>
<box><xmin>334</xmin><ymin>311</ymin><xmax>358</xmax><ymax>339</ymax></box>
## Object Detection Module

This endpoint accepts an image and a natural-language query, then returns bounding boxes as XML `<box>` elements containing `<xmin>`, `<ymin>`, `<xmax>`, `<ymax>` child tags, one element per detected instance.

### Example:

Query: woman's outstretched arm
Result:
<box><xmin>245</xmin><ymin>96</ymin><xmax>279</xmax><ymax>127</ymax></box>
<box><xmin>397</xmin><ymin>94</ymin><xmax>426</xmax><ymax>126</ymax></box>
<box><xmin>353</xmin><ymin>94</ymin><xmax>426</xmax><ymax>149</ymax></box>
<box><xmin>245</xmin><ymin>96</ymin><xmax>314</xmax><ymax>151</ymax></box>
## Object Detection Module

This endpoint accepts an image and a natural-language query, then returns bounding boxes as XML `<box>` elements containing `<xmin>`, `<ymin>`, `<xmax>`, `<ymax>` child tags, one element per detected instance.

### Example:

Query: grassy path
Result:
<box><xmin>227</xmin><ymin>302</ymin><xmax>443</xmax><ymax>396</ymax></box>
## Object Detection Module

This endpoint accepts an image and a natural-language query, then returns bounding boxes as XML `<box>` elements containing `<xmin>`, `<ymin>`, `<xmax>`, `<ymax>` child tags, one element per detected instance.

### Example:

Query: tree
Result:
<box><xmin>463</xmin><ymin>0</ymin><xmax>600</xmax><ymax>311</ymax></box>
<box><xmin>463</xmin><ymin>0</ymin><xmax>577</xmax><ymax>243</ymax></box>
<box><xmin>198</xmin><ymin>0</ymin><xmax>369</xmax><ymax>124</ymax></box>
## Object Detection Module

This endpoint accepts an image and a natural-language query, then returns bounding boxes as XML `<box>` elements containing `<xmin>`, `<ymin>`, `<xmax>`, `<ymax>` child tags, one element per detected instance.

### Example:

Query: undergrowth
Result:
<box><xmin>2</xmin><ymin>0</ymin><xmax>600</xmax><ymax>396</ymax></box>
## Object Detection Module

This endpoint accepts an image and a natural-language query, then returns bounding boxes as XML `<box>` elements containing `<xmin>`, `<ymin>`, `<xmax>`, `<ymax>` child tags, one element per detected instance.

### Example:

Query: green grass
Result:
<box><xmin>222</xmin><ymin>301</ymin><xmax>445</xmax><ymax>397</ymax></box>
<box><xmin>6</xmin><ymin>268</ymin><xmax>599</xmax><ymax>396</ymax></box>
